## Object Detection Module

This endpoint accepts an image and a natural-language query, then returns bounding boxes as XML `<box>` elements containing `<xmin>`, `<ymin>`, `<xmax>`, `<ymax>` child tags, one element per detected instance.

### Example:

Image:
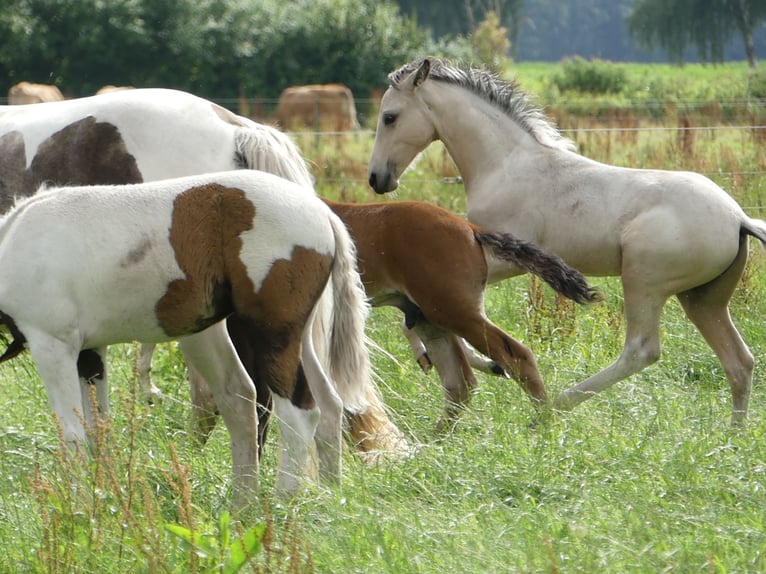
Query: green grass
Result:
<box><xmin>2</xmin><ymin>65</ymin><xmax>766</xmax><ymax>572</ymax></box>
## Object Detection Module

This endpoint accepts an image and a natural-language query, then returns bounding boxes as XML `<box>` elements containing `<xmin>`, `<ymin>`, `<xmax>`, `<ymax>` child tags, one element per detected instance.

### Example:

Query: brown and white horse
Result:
<box><xmin>0</xmin><ymin>170</ymin><xmax>371</xmax><ymax>506</ymax></box>
<box><xmin>0</xmin><ymin>88</ymin><xmax>406</xmax><ymax>458</ymax></box>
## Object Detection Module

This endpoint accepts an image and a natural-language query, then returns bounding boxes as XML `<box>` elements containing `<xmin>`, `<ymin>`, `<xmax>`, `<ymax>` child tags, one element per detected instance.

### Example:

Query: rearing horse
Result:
<box><xmin>368</xmin><ymin>57</ymin><xmax>766</xmax><ymax>424</ymax></box>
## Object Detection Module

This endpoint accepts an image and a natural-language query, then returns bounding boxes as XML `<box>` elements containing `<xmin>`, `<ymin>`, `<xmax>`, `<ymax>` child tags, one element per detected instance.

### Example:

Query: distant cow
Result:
<box><xmin>8</xmin><ymin>82</ymin><xmax>64</xmax><ymax>105</ymax></box>
<box><xmin>276</xmin><ymin>84</ymin><xmax>359</xmax><ymax>131</ymax></box>
<box><xmin>96</xmin><ymin>85</ymin><xmax>134</xmax><ymax>95</ymax></box>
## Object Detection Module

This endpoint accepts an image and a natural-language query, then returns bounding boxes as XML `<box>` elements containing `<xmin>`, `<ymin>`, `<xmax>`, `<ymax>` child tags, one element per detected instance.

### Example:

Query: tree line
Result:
<box><xmin>0</xmin><ymin>0</ymin><xmax>428</xmax><ymax>101</ymax></box>
<box><xmin>2</xmin><ymin>0</ymin><xmax>765</xmax><ymax>105</ymax></box>
<box><xmin>400</xmin><ymin>0</ymin><xmax>766</xmax><ymax>67</ymax></box>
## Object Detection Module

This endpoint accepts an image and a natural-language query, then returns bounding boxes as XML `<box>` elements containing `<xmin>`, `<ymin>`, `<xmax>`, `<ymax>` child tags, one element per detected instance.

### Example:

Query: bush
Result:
<box><xmin>551</xmin><ymin>56</ymin><xmax>627</xmax><ymax>95</ymax></box>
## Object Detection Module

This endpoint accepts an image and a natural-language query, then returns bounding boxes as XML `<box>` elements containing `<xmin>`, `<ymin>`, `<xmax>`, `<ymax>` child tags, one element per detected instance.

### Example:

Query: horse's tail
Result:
<box><xmin>325</xmin><ymin>211</ymin><xmax>409</xmax><ymax>457</ymax></box>
<box><xmin>324</xmin><ymin>211</ymin><xmax>372</xmax><ymax>412</ymax></box>
<box><xmin>742</xmin><ymin>217</ymin><xmax>766</xmax><ymax>249</ymax></box>
<box><xmin>476</xmin><ymin>230</ymin><xmax>602</xmax><ymax>304</ymax></box>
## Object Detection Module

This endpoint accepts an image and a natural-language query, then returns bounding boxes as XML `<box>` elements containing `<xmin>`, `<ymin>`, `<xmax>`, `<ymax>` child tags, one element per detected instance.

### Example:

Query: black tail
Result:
<box><xmin>476</xmin><ymin>231</ymin><xmax>602</xmax><ymax>304</ymax></box>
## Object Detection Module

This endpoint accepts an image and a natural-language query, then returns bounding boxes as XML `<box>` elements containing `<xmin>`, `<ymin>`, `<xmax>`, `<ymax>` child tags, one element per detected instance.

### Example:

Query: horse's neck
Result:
<box><xmin>422</xmin><ymin>83</ymin><xmax>541</xmax><ymax>189</ymax></box>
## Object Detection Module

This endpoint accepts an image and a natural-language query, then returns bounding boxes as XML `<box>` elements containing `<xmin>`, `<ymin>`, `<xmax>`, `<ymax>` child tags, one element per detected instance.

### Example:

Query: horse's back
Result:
<box><xmin>0</xmin><ymin>171</ymin><xmax>333</xmax><ymax>346</ymax></box>
<box><xmin>0</xmin><ymin>89</ymin><xmax>242</xmax><ymax>195</ymax></box>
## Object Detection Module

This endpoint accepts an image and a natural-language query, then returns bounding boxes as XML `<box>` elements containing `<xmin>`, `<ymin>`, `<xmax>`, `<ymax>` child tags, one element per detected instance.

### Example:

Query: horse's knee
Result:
<box><xmin>622</xmin><ymin>337</ymin><xmax>660</xmax><ymax>371</ymax></box>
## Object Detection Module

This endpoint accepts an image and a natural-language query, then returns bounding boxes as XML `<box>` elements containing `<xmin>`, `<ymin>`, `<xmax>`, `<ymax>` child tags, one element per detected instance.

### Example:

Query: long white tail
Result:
<box><xmin>325</xmin><ymin>212</ymin><xmax>371</xmax><ymax>413</ymax></box>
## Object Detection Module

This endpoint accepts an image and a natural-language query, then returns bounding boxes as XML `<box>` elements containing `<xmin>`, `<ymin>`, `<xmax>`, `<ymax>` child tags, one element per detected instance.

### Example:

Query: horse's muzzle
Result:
<box><xmin>368</xmin><ymin>170</ymin><xmax>398</xmax><ymax>194</ymax></box>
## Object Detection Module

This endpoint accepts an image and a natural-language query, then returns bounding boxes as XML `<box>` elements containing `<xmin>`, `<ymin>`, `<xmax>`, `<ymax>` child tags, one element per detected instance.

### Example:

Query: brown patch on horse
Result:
<box><xmin>0</xmin><ymin>117</ymin><xmax>142</xmax><ymax>213</ymax></box>
<box><xmin>230</xmin><ymin>246</ymin><xmax>332</xmax><ymax>402</ymax></box>
<box><xmin>156</xmin><ymin>183</ymin><xmax>254</xmax><ymax>336</ymax></box>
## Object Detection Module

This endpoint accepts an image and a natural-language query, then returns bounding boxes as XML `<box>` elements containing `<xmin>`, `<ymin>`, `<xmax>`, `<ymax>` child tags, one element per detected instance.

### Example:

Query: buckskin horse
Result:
<box><xmin>368</xmin><ymin>57</ymin><xmax>766</xmax><ymax>424</ymax></box>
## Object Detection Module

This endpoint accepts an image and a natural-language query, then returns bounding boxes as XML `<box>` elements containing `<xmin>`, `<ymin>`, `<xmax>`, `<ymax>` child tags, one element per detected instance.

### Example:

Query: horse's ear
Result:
<box><xmin>413</xmin><ymin>59</ymin><xmax>431</xmax><ymax>88</ymax></box>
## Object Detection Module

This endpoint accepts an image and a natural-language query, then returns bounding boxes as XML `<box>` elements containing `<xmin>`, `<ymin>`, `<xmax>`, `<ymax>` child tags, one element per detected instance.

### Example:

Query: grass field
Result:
<box><xmin>1</xmin><ymin>62</ymin><xmax>766</xmax><ymax>573</ymax></box>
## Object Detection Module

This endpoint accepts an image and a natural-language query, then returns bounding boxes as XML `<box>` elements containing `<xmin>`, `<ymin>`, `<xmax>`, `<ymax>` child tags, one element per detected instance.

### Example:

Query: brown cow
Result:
<box><xmin>276</xmin><ymin>83</ymin><xmax>359</xmax><ymax>131</ymax></box>
<box><xmin>95</xmin><ymin>85</ymin><xmax>135</xmax><ymax>95</ymax></box>
<box><xmin>8</xmin><ymin>82</ymin><xmax>64</xmax><ymax>105</ymax></box>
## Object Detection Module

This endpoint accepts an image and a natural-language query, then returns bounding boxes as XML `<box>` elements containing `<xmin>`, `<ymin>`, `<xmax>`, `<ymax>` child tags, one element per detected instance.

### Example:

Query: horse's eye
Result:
<box><xmin>383</xmin><ymin>112</ymin><xmax>397</xmax><ymax>126</ymax></box>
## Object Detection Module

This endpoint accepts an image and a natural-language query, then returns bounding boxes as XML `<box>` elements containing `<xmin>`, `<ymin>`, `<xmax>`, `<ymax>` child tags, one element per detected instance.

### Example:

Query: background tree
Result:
<box><xmin>0</xmin><ymin>0</ymin><xmax>427</xmax><ymax>102</ymax></box>
<box><xmin>628</xmin><ymin>0</ymin><xmax>765</xmax><ymax>68</ymax></box>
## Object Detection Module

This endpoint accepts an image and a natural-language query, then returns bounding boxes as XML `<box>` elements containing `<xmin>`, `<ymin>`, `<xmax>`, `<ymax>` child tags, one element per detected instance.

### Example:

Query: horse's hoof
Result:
<box><xmin>416</xmin><ymin>353</ymin><xmax>433</xmax><ymax>373</ymax></box>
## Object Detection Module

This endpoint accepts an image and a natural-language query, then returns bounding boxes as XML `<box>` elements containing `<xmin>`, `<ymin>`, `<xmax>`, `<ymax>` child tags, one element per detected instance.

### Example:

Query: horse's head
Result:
<box><xmin>368</xmin><ymin>58</ymin><xmax>438</xmax><ymax>195</ymax></box>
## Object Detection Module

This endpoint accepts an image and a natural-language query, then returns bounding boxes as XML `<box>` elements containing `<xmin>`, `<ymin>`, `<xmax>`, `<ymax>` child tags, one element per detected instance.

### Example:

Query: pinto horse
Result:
<box><xmin>0</xmin><ymin>88</ymin><xmax>405</xmax><ymax>457</ymax></box>
<box><xmin>368</xmin><ymin>57</ymin><xmax>766</xmax><ymax>424</ymax></box>
<box><xmin>0</xmin><ymin>170</ymin><xmax>371</xmax><ymax>505</ymax></box>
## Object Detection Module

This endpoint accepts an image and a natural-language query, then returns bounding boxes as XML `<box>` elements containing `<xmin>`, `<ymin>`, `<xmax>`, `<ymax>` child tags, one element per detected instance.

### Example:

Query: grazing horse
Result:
<box><xmin>368</xmin><ymin>57</ymin><xmax>766</xmax><ymax>424</ymax></box>
<box><xmin>0</xmin><ymin>170</ymin><xmax>370</xmax><ymax>505</ymax></box>
<box><xmin>0</xmin><ymin>88</ymin><xmax>405</xmax><ymax>456</ymax></box>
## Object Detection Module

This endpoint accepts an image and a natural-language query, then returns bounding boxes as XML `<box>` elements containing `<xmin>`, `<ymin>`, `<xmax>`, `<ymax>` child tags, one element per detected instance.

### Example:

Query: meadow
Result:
<box><xmin>1</xmin><ymin>62</ymin><xmax>765</xmax><ymax>573</ymax></box>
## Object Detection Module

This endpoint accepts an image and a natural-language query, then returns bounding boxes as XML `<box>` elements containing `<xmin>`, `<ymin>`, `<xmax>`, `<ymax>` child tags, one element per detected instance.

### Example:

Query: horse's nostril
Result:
<box><xmin>368</xmin><ymin>173</ymin><xmax>377</xmax><ymax>189</ymax></box>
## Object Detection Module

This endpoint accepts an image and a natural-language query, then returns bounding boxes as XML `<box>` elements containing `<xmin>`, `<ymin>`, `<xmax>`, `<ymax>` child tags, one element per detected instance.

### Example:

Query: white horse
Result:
<box><xmin>0</xmin><ymin>88</ymin><xmax>406</xmax><ymax>456</ymax></box>
<box><xmin>0</xmin><ymin>170</ymin><xmax>370</xmax><ymax>506</ymax></box>
<box><xmin>368</xmin><ymin>57</ymin><xmax>766</xmax><ymax>424</ymax></box>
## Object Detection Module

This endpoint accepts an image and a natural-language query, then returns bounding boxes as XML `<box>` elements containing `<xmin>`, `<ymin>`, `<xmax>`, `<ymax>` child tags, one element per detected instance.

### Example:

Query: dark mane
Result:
<box><xmin>389</xmin><ymin>58</ymin><xmax>575</xmax><ymax>152</ymax></box>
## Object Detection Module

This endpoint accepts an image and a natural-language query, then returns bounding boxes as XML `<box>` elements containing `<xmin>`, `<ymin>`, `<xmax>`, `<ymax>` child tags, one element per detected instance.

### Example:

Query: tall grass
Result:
<box><xmin>1</xmin><ymin>63</ymin><xmax>765</xmax><ymax>572</ymax></box>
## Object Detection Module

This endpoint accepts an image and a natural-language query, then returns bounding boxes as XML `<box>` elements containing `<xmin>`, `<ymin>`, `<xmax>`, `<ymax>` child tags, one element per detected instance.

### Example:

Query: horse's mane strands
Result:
<box><xmin>233</xmin><ymin>122</ymin><xmax>314</xmax><ymax>188</ymax></box>
<box><xmin>390</xmin><ymin>58</ymin><xmax>576</xmax><ymax>152</ymax></box>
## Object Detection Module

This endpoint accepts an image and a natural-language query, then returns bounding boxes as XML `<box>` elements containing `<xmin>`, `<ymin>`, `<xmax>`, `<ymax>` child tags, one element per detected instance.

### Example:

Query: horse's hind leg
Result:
<box><xmin>677</xmin><ymin>239</ymin><xmax>753</xmax><ymax>425</ymax></box>
<box><xmin>300</xmin><ymin>318</ymin><xmax>343</xmax><ymax>484</ymax></box>
<box><xmin>138</xmin><ymin>342</ymin><xmax>163</xmax><ymax>404</ymax></box>
<box><xmin>451</xmin><ymin>318</ymin><xmax>548</xmax><ymax>409</ymax></box>
<box><xmin>179</xmin><ymin>322</ymin><xmax>259</xmax><ymax>511</ymax></box>
<box><xmin>25</xmin><ymin>331</ymin><xmax>86</xmax><ymax>446</ymax></box>
<box><xmin>77</xmin><ymin>347</ymin><xmax>109</xmax><ymax>429</ymax></box>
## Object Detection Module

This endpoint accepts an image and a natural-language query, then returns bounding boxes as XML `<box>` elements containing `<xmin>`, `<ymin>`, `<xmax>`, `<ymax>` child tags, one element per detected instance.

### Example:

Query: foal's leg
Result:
<box><xmin>77</xmin><ymin>347</ymin><xmax>109</xmax><ymax>429</ymax></box>
<box><xmin>553</xmin><ymin>273</ymin><xmax>667</xmax><ymax>412</ymax></box>
<box><xmin>458</xmin><ymin>338</ymin><xmax>506</xmax><ymax>376</ymax></box>
<box><xmin>25</xmin><ymin>331</ymin><xmax>86</xmax><ymax>446</ymax></box>
<box><xmin>300</xmin><ymin>319</ymin><xmax>343</xmax><ymax>484</ymax></box>
<box><xmin>676</xmin><ymin>240</ymin><xmax>753</xmax><ymax>425</ymax></box>
<box><xmin>401</xmin><ymin>319</ymin><xmax>502</xmax><ymax>376</ymax></box>
<box><xmin>138</xmin><ymin>342</ymin><xmax>163</xmax><ymax>404</ymax></box>
<box><xmin>448</xmin><ymin>317</ymin><xmax>548</xmax><ymax>409</ymax></box>
<box><xmin>410</xmin><ymin>320</ymin><xmax>478</xmax><ymax>432</ymax></box>
<box><xmin>400</xmin><ymin>319</ymin><xmax>433</xmax><ymax>372</ymax></box>
<box><xmin>188</xmin><ymin>364</ymin><xmax>221</xmax><ymax>445</ymax></box>
<box><xmin>179</xmin><ymin>322</ymin><xmax>259</xmax><ymax>511</ymax></box>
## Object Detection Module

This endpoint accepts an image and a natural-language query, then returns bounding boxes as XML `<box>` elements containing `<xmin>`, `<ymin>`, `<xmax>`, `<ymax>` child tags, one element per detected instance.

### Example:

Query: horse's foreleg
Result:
<box><xmin>179</xmin><ymin>322</ymin><xmax>258</xmax><ymax>512</ymax></box>
<box><xmin>138</xmin><ymin>342</ymin><xmax>163</xmax><ymax>404</ymax></box>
